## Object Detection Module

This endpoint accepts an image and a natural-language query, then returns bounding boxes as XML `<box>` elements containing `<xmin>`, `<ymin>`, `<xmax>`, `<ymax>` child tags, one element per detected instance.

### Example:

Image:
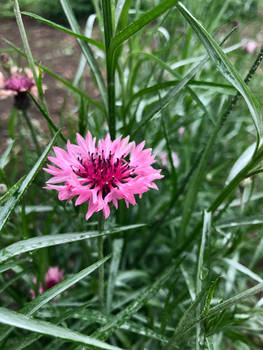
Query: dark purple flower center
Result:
<box><xmin>73</xmin><ymin>151</ymin><xmax>134</xmax><ymax>197</ymax></box>
<box><xmin>4</xmin><ymin>76</ymin><xmax>34</xmax><ymax>92</ymax></box>
<box><xmin>45</xmin><ymin>278</ymin><xmax>58</xmax><ymax>290</ymax></box>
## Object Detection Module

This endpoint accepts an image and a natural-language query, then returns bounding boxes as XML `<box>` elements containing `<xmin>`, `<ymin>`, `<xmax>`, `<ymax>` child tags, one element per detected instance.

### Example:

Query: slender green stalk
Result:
<box><xmin>21</xmin><ymin>110</ymin><xmax>41</xmax><ymax>156</ymax></box>
<box><xmin>102</xmin><ymin>0</ymin><xmax>115</xmax><ymax>139</ymax></box>
<box><xmin>97</xmin><ymin>213</ymin><xmax>105</xmax><ymax>308</ymax></box>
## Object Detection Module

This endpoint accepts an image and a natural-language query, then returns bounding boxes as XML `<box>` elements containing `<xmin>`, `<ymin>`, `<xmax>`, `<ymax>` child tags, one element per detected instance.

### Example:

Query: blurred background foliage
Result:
<box><xmin>0</xmin><ymin>0</ymin><xmax>259</xmax><ymax>22</ymax></box>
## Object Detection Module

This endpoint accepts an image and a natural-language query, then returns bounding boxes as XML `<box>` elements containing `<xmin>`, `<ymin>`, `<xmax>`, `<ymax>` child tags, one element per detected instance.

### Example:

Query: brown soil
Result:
<box><xmin>0</xmin><ymin>17</ymin><xmax>100</xmax><ymax>152</ymax></box>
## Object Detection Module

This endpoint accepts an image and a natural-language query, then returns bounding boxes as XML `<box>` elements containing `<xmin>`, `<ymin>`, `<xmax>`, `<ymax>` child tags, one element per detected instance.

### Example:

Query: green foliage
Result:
<box><xmin>1</xmin><ymin>0</ymin><xmax>263</xmax><ymax>349</ymax></box>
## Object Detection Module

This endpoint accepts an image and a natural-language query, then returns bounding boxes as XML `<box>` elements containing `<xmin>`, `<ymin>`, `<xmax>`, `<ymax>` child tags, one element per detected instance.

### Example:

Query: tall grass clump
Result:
<box><xmin>1</xmin><ymin>0</ymin><xmax>263</xmax><ymax>348</ymax></box>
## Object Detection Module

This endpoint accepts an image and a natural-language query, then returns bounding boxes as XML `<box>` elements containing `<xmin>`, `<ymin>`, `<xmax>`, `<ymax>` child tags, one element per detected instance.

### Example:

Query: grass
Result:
<box><xmin>0</xmin><ymin>0</ymin><xmax>263</xmax><ymax>349</ymax></box>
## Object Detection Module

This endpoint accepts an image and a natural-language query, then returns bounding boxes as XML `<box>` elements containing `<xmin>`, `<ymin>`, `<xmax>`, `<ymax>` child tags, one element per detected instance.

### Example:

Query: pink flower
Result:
<box><xmin>159</xmin><ymin>152</ymin><xmax>180</xmax><ymax>169</ymax></box>
<box><xmin>30</xmin><ymin>266</ymin><xmax>64</xmax><ymax>299</ymax></box>
<box><xmin>44</xmin><ymin>132</ymin><xmax>163</xmax><ymax>220</ymax></box>
<box><xmin>0</xmin><ymin>66</ymin><xmax>37</xmax><ymax>98</ymax></box>
<box><xmin>45</xmin><ymin>267</ymin><xmax>64</xmax><ymax>289</ymax></box>
<box><xmin>178</xmin><ymin>126</ymin><xmax>185</xmax><ymax>136</ymax></box>
<box><xmin>243</xmin><ymin>41</ymin><xmax>259</xmax><ymax>53</ymax></box>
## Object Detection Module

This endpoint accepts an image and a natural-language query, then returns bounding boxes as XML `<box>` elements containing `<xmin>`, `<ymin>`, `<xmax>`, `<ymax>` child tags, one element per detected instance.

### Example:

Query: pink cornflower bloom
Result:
<box><xmin>44</xmin><ymin>132</ymin><xmax>163</xmax><ymax>220</ymax></box>
<box><xmin>0</xmin><ymin>65</ymin><xmax>45</xmax><ymax>110</ymax></box>
<box><xmin>0</xmin><ymin>66</ymin><xmax>37</xmax><ymax>98</ymax></box>
<box><xmin>30</xmin><ymin>266</ymin><xmax>64</xmax><ymax>299</ymax></box>
<box><xmin>178</xmin><ymin>126</ymin><xmax>185</xmax><ymax>136</ymax></box>
<box><xmin>243</xmin><ymin>40</ymin><xmax>259</xmax><ymax>53</ymax></box>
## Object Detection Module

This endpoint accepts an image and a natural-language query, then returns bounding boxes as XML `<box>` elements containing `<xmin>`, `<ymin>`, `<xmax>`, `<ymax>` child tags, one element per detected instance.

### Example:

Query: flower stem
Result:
<box><xmin>97</xmin><ymin>212</ymin><xmax>105</xmax><ymax>308</ymax></box>
<box><xmin>22</xmin><ymin>110</ymin><xmax>41</xmax><ymax>156</ymax></box>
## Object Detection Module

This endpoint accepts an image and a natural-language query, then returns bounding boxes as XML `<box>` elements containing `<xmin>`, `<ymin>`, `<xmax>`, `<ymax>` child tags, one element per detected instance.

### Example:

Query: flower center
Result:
<box><xmin>4</xmin><ymin>76</ymin><xmax>34</xmax><ymax>91</ymax></box>
<box><xmin>73</xmin><ymin>151</ymin><xmax>134</xmax><ymax>197</ymax></box>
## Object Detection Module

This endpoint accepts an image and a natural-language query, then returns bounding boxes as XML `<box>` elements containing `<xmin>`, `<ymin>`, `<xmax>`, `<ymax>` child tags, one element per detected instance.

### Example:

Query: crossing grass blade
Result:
<box><xmin>106</xmin><ymin>239</ymin><xmax>123</xmax><ymax>313</ymax></box>
<box><xmin>23</xmin><ymin>256</ymin><xmax>111</xmax><ymax>315</ymax></box>
<box><xmin>60</xmin><ymin>0</ymin><xmax>107</xmax><ymax>108</ymax></box>
<box><xmin>71</xmin><ymin>309</ymin><xmax>169</xmax><ymax>344</ymax></box>
<box><xmin>0</xmin><ymin>131</ymin><xmax>60</xmax><ymax>233</ymax></box>
<box><xmin>0</xmin><ymin>139</ymin><xmax>14</xmax><ymax>170</ymax></box>
<box><xmin>0</xmin><ymin>307</ymin><xmax>124</xmax><ymax>350</ymax></box>
<box><xmin>168</xmin><ymin>282</ymin><xmax>263</xmax><ymax>346</ymax></box>
<box><xmin>22</xmin><ymin>12</ymin><xmax>104</xmax><ymax>50</ymax></box>
<box><xmin>0</xmin><ymin>257</ymin><xmax>110</xmax><ymax>343</ymax></box>
<box><xmin>0</xmin><ymin>224</ymin><xmax>145</xmax><ymax>263</ymax></box>
<box><xmin>93</xmin><ymin>259</ymin><xmax>182</xmax><ymax>341</ymax></box>
<box><xmin>176</xmin><ymin>1</ymin><xmax>263</xmax><ymax>142</ymax></box>
<box><xmin>0</xmin><ymin>176</ymin><xmax>25</xmax><ymax>205</ymax></box>
<box><xmin>109</xmin><ymin>0</ymin><xmax>179</xmax><ymax>54</ymax></box>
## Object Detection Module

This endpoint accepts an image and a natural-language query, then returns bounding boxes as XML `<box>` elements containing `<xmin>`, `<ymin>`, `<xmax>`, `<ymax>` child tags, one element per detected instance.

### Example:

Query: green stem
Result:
<box><xmin>98</xmin><ymin>212</ymin><xmax>105</xmax><ymax>308</ymax></box>
<box><xmin>102</xmin><ymin>0</ymin><xmax>115</xmax><ymax>139</ymax></box>
<box><xmin>21</xmin><ymin>110</ymin><xmax>41</xmax><ymax>156</ymax></box>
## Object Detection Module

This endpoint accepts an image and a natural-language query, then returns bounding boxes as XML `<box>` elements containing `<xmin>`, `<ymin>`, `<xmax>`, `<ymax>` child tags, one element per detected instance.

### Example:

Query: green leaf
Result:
<box><xmin>106</xmin><ymin>239</ymin><xmax>123</xmax><ymax>312</ymax></box>
<box><xmin>0</xmin><ymin>257</ymin><xmax>109</xmax><ymax>343</ymax></box>
<box><xmin>125</xmin><ymin>80</ymin><xmax>235</xmax><ymax>116</ymax></box>
<box><xmin>93</xmin><ymin>259</ymin><xmax>182</xmax><ymax>340</ymax></box>
<box><xmin>223</xmin><ymin>258</ymin><xmax>263</xmax><ymax>284</ymax></box>
<box><xmin>13</xmin><ymin>0</ymin><xmax>40</xmax><ymax>101</ymax></box>
<box><xmin>115</xmin><ymin>0</ymin><xmax>132</xmax><ymax>32</ymax></box>
<box><xmin>226</xmin><ymin>143</ymin><xmax>256</xmax><ymax>184</ymax></box>
<box><xmin>176</xmin><ymin>1</ymin><xmax>263</xmax><ymax>141</ymax></box>
<box><xmin>132</xmin><ymin>55</ymin><xmax>208</xmax><ymax>135</ymax></box>
<box><xmin>0</xmin><ymin>259</ymin><xmax>30</xmax><ymax>274</ymax></box>
<box><xmin>22</xmin><ymin>12</ymin><xmax>104</xmax><ymax>50</ymax></box>
<box><xmin>0</xmin><ymin>131</ymin><xmax>60</xmax><ymax>233</ymax></box>
<box><xmin>0</xmin><ymin>307</ymin><xmax>123</xmax><ymax>350</ymax></box>
<box><xmin>0</xmin><ymin>224</ymin><xmax>145</xmax><ymax>263</ymax></box>
<box><xmin>0</xmin><ymin>139</ymin><xmax>14</xmax><ymax>169</ymax></box>
<box><xmin>0</xmin><ymin>176</ymin><xmax>25</xmax><ymax>205</ymax></box>
<box><xmin>72</xmin><ymin>309</ymin><xmax>168</xmax><ymax>344</ymax></box>
<box><xmin>168</xmin><ymin>282</ymin><xmax>263</xmax><ymax>346</ymax></box>
<box><xmin>60</xmin><ymin>0</ymin><xmax>107</xmax><ymax>108</ymax></box>
<box><xmin>110</xmin><ymin>0</ymin><xmax>179</xmax><ymax>54</ymax></box>
<box><xmin>24</xmin><ymin>256</ymin><xmax>111</xmax><ymax>315</ymax></box>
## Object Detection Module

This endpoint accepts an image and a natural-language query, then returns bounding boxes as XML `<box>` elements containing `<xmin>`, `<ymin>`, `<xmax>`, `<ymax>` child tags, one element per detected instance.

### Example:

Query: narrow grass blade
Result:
<box><xmin>0</xmin><ymin>131</ymin><xmax>60</xmax><ymax>233</ymax></box>
<box><xmin>0</xmin><ymin>139</ymin><xmax>14</xmax><ymax>169</ymax></box>
<box><xmin>13</xmin><ymin>0</ymin><xmax>40</xmax><ymax>98</ymax></box>
<box><xmin>132</xmin><ymin>56</ymin><xmax>207</xmax><ymax>135</ymax></box>
<box><xmin>22</xmin><ymin>12</ymin><xmax>104</xmax><ymax>50</ymax></box>
<box><xmin>110</xmin><ymin>0</ymin><xmax>179</xmax><ymax>53</ymax></box>
<box><xmin>125</xmin><ymin>80</ymin><xmax>235</xmax><ymax>116</ymax></box>
<box><xmin>0</xmin><ymin>257</ymin><xmax>109</xmax><ymax>343</ymax></box>
<box><xmin>223</xmin><ymin>258</ymin><xmax>263</xmax><ymax>284</ymax></box>
<box><xmin>0</xmin><ymin>259</ymin><xmax>30</xmax><ymax>274</ymax></box>
<box><xmin>60</xmin><ymin>0</ymin><xmax>107</xmax><ymax>108</ymax></box>
<box><xmin>93</xmin><ymin>260</ymin><xmax>182</xmax><ymax>340</ymax></box>
<box><xmin>72</xmin><ymin>309</ymin><xmax>168</xmax><ymax>344</ymax></box>
<box><xmin>217</xmin><ymin>215</ymin><xmax>263</xmax><ymax>229</ymax></box>
<box><xmin>115</xmin><ymin>0</ymin><xmax>132</xmax><ymax>32</ymax></box>
<box><xmin>27</xmin><ymin>92</ymin><xmax>67</xmax><ymax>142</ymax></box>
<box><xmin>0</xmin><ymin>176</ymin><xmax>25</xmax><ymax>205</ymax></box>
<box><xmin>196</xmin><ymin>211</ymin><xmax>211</xmax><ymax>349</ymax></box>
<box><xmin>167</xmin><ymin>279</ymin><xmax>218</xmax><ymax>348</ymax></box>
<box><xmin>23</xmin><ymin>256</ymin><xmax>111</xmax><ymax>315</ymax></box>
<box><xmin>196</xmin><ymin>211</ymin><xmax>211</xmax><ymax>295</ymax></box>
<box><xmin>176</xmin><ymin>1</ymin><xmax>263</xmax><ymax>141</ymax></box>
<box><xmin>106</xmin><ymin>239</ymin><xmax>123</xmax><ymax>312</ymax></box>
<box><xmin>73</xmin><ymin>14</ymin><xmax>96</xmax><ymax>86</ymax></box>
<box><xmin>0</xmin><ymin>307</ymin><xmax>123</xmax><ymax>350</ymax></box>
<box><xmin>0</xmin><ymin>224</ymin><xmax>145</xmax><ymax>263</ymax></box>
<box><xmin>226</xmin><ymin>143</ymin><xmax>256</xmax><ymax>184</ymax></box>
<box><xmin>168</xmin><ymin>282</ymin><xmax>263</xmax><ymax>346</ymax></box>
